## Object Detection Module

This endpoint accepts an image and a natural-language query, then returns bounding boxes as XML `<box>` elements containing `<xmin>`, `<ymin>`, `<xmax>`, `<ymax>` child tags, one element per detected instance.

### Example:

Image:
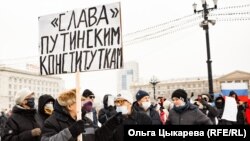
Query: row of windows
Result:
<box><xmin>8</xmin><ymin>87</ymin><xmax>59</xmax><ymax>96</ymax></box>
<box><xmin>148</xmin><ymin>89</ymin><xmax>207</xmax><ymax>95</ymax></box>
<box><xmin>150</xmin><ymin>80</ymin><xmax>250</xmax><ymax>91</ymax></box>
<box><xmin>9</xmin><ymin>84</ymin><xmax>59</xmax><ymax>92</ymax></box>
<box><xmin>221</xmin><ymin>80</ymin><xmax>249</xmax><ymax>84</ymax></box>
<box><xmin>9</xmin><ymin>77</ymin><xmax>59</xmax><ymax>87</ymax></box>
<box><xmin>140</xmin><ymin>82</ymin><xmax>210</xmax><ymax>89</ymax></box>
<box><xmin>162</xmin><ymin>83</ymin><xmax>209</xmax><ymax>89</ymax></box>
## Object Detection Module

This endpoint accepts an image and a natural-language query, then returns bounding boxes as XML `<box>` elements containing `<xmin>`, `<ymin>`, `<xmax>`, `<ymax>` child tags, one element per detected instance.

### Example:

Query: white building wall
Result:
<box><xmin>0</xmin><ymin>73</ymin><xmax>10</xmax><ymax>110</ymax></box>
<box><xmin>0</xmin><ymin>67</ymin><xmax>65</xmax><ymax>110</ymax></box>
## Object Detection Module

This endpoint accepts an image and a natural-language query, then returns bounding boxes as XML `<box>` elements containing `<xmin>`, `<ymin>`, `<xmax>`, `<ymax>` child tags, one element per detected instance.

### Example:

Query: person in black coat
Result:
<box><xmin>132</xmin><ymin>90</ymin><xmax>162</xmax><ymax>125</ymax></box>
<box><xmin>229</xmin><ymin>91</ymin><xmax>246</xmax><ymax>125</ymax></box>
<box><xmin>214</xmin><ymin>95</ymin><xmax>239</xmax><ymax>125</ymax></box>
<box><xmin>95</xmin><ymin>91</ymin><xmax>152</xmax><ymax>141</ymax></box>
<box><xmin>2</xmin><ymin>88</ymin><xmax>41</xmax><ymax>141</ymax></box>
<box><xmin>98</xmin><ymin>94</ymin><xmax>117</xmax><ymax>125</ymax></box>
<box><xmin>82</xmin><ymin>89</ymin><xmax>99</xmax><ymax>128</ymax></box>
<box><xmin>193</xmin><ymin>93</ymin><xmax>219</xmax><ymax>124</ymax></box>
<box><xmin>166</xmin><ymin>89</ymin><xmax>213</xmax><ymax>125</ymax></box>
<box><xmin>36</xmin><ymin>94</ymin><xmax>55</xmax><ymax>128</ymax></box>
<box><xmin>0</xmin><ymin>111</ymin><xmax>8</xmax><ymax>138</ymax></box>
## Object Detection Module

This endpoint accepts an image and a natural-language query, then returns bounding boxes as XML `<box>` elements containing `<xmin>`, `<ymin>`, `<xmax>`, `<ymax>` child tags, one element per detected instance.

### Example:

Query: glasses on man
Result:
<box><xmin>89</xmin><ymin>96</ymin><xmax>95</xmax><ymax>99</ymax></box>
<box><xmin>114</xmin><ymin>99</ymin><xmax>127</xmax><ymax>105</ymax></box>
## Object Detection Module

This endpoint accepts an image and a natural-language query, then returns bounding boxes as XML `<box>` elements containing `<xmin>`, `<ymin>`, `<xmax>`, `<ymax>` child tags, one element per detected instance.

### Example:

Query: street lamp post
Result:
<box><xmin>193</xmin><ymin>0</ymin><xmax>218</xmax><ymax>99</ymax></box>
<box><xmin>150</xmin><ymin>76</ymin><xmax>159</xmax><ymax>100</ymax></box>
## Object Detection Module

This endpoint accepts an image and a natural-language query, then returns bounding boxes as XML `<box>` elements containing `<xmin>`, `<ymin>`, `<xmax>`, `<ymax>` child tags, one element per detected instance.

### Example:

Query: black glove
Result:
<box><xmin>105</xmin><ymin>112</ymin><xmax>123</xmax><ymax>129</ymax></box>
<box><xmin>108</xmin><ymin>105</ymin><xmax>115</xmax><ymax>111</ymax></box>
<box><xmin>68</xmin><ymin>120</ymin><xmax>85</xmax><ymax>138</ymax></box>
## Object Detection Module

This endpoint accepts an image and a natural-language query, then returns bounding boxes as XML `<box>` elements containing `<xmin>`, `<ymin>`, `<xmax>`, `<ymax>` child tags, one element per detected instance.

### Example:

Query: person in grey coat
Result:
<box><xmin>41</xmin><ymin>89</ymin><xmax>86</xmax><ymax>141</ymax></box>
<box><xmin>166</xmin><ymin>89</ymin><xmax>213</xmax><ymax>125</ymax></box>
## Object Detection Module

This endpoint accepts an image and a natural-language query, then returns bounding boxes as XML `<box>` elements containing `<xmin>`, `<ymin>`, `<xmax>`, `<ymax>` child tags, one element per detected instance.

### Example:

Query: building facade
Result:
<box><xmin>130</xmin><ymin>70</ymin><xmax>250</xmax><ymax>100</ymax></box>
<box><xmin>117</xmin><ymin>61</ymin><xmax>139</xmax><ymax>92</ymax></box>
<box><xmin>0</xmin><ymin>67</ymin><xmax>65</xmax><ymax>110</ymax></box>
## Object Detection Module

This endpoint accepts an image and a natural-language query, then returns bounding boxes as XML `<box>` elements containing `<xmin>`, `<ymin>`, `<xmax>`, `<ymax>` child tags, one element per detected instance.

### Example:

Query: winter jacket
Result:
<box><xmin>95</xmin><ymin>109</ymin><xmax>152</xmax><ymax>141</ymax></box>
<box><xmin>36</xmin><ymin>94</ymin><xmax>55</xmax><ymax>128</ymax></box>
<box><xmin>199</xmin><ymin>101</ymin><xmax>219</xmax><ymax>125</ymax></box>
<box><xmin>132</xmin><ymin>102</ymin><xmax>162</xmax><ymax>125</ymax></box>
<box><xmin>0</xmin><ymin>113</ymin><xmax>8</xmax><ymax>137</ymax></box>
<box><xmin>98</xmin><ymin>94</ymin><xmax>117</xmax><ymax>125</ymax></box>
<box><xmin>245</xmin><ymin>99</ymin><xmax>250</xmax><ymax>125</ymax></box>
<box><xmin>235</xmin><ymin>103</ymin><xmax>246</xmax><ymax>125</ymax></box>
<box><xmin>86</xmin><ymin>108</ymin><xmax>99</xmax><ymax>129</ymax></box>
<box><xmin>215</xmin><ymin>96</ymin><xmax>234</xmax><ymax>125</ymax></box>
<box><xmin>41</xmin><ymin>100</ymin><xmax>95</xmax><ymax>141</ymax></box>
<box><xmin>229</xmin><ymin>93</ymin><xmax>246</xmax><ymax>125</ymax></box>
<box><xmin>41</xmin><ymin>100</ymin><xmax>75</xmax><ymax>141</ymax></box>
<box><xmin>2</xmin><ymin>105</ymin><xmax>41</xmax><ymax>141</ymax></box>
<box><xmin>215</xmin><ymin>96</ymin><xmax>245</xmax><ymax>125</ymax></box>
<box><xmin>166</xmin><ymin>102</ymin><xmax>213</xmax><ymax>125</ymax></box>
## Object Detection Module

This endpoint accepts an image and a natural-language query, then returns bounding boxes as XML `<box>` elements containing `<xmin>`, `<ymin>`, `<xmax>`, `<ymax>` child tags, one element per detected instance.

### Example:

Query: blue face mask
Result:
<box><xmin>26</xmin><ymin>97</ymin><xmax>35</xmax><ymax>108</ymax></box>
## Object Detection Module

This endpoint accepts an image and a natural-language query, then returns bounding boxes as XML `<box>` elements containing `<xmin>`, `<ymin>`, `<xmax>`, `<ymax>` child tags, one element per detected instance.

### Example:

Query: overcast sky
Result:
<box><xmin>0</xmin><ymin>0</ymin><xmax>250</xmax><ymax>100</ymax></box>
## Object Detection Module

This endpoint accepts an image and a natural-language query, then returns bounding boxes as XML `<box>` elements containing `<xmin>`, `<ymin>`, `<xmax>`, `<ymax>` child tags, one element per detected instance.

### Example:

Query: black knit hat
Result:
<box><xmin>171</xmin><ymin>89</ymin><xmax>187</xmax><ymax>102</ymax></box>
<box><xmin>82</xmin><ymin>89</ymin><xmax>94</xmax><ymax>97</ymax></box>
<box><xmin>136</xmin><ymin>90</ymin><xmax>149</xmax><ymax>101</ymax></box>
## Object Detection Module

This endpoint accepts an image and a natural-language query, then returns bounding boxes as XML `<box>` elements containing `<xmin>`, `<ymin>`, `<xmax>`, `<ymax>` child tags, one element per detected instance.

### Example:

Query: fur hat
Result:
<box><xmin>116</xmin><ymin>90</ymin><xmax>133</xmax><ymax>104</ymax></box>
<box><xmin>82</xmin><ymin>89</ymin><xmax>94</xmax><ymax>97</ymax></box>
<box><xmin>15</xmin><ymin>88</ymin><xmax>34</xmax><ymax>105</ymax></box>
<box><xmin>57</xmin><ymin>89</ymin><xmax>76</xmax><ymax>106</ymax></box>
<box><xmin>171</xmin><ymin>89</ymin><xmax>187</xmax><ymax>102</ymax></box>
<box><xmin>135</xmin><ymin>90</ymin><xmax>149</xmax><ymax>101</ymax></box>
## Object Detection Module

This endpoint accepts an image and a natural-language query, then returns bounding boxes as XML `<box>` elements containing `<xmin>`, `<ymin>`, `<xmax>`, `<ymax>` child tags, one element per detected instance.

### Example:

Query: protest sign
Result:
<box><xmin>39</xmin><ymin>2</ymin><xmax>123</xmax><ymax>75</ymax></box>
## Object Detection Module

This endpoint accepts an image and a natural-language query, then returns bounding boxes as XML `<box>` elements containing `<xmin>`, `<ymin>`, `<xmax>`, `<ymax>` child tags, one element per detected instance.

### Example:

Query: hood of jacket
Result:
<box><xmin>103</xmin><ymin>94</ymin><xmax>112</xmax><ymax>109</ymax></box>
<box><xmin>38</xmin><ymin>94</ymin><xmax>55</xmax><ymax>115</ymax></box>
<box><xmin>215</xmin><ymin>96</ymin><xmax>225</xmax><ymax>108</ymax></box>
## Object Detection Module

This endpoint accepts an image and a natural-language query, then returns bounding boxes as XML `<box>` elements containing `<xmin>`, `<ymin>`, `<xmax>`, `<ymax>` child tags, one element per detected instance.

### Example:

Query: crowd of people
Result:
<box><xmin>0</xmin><ymin>87</ymin><xmax>250</xmax><ymax>141</ymax></box>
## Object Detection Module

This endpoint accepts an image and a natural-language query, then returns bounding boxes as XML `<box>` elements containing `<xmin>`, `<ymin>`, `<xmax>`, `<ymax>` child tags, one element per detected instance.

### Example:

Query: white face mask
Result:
<box><xmin>116</xmin><ymin>106</ymin><xmax>128</xmax><ymax>115</ymax></box>
<box><xmin>107</xmin><ymin>95</ymin><xmax>115</xmax><ymax>107</ymax></box>
<box><xmin>44</xmin><ymin>103</ymin><xmax>54</xmax><ymax>115</ymax></box>
<box><xmin>45</xmin><ymin>103</ymin><xmax>53</xmax><ymax>108</ymax></box>
<box><xmin>141</xmin><ymin>101</ymin><xmax>151</xmax><ymax>111</ymax></box>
